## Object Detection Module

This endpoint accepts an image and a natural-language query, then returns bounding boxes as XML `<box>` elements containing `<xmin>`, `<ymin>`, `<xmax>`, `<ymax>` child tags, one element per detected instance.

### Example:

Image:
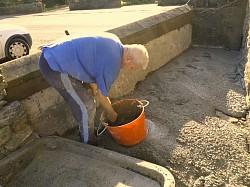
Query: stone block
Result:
<box><xmin>11</xmin><ymin>112</ymin><xmax>29</xmax><ymax>132</ymax></box>
<box><xmin>68</xmin><ymin>0</ymin><xmax>121</xmax><ymax>10</ymax></box>
<box><xmin>0</xmin><ymin>126</ymin><xmax>12</xmax><ymax>147</ymax></box>
<box><xmin>0</xmin><ymin>90</ymin><xmax>6</xmax><ymax>100</ymax></box>
<box><xmin>0</xmin><ymin>2</ymin><xmax>44</xmax><ymax>15</ymax></box>
<box><xmin>5</xmin><ymin>125</ymin><xmax>33</xmax><ymax>152</ymax></box>
<box><xmin>0</xmin><ymin>147</ymin><xmax>6</xmax><ymax>160</ymax></box>
<box><xmin>0</xmin><ymin>100</ymin><xmax>7</xmax><ymax>110</ymax></box>
<box><xmin>0</xmin><ymin>101</ymin><xmax>27</xmax><ymax>129</ymax></box>
<box><xmin>0</xmin><ymin>75</ymin><xmax>3</xmax><ymax>83</ymax></box>
<box><xmin>0</xmin><ymin>82</ymin><xmax>7</xmax><ymax>91</ymax></box>
<box><xmin>158</xmin><ymin>0</ymin><xmax>188</xmax><ymax>6</ymax></box>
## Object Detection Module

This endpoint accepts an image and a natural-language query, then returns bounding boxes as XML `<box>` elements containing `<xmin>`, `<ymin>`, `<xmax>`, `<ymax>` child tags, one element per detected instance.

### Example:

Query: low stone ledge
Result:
<box><xmin>158</xmin><ymin>0</ymin><xmax>188</xmax><ymax>6</ymax></box>
<box><xmin>68</xmin><ymin>0</ymin><xmax>121</xmax><ymax>10</ymax></box>
<box><xmin>0</xmin><ymin>52</ymin><xmax>49</xmax><ymax>101</ymax></box>
<box><xmin>109</xmin><ymin>5</ymin><xmax>193</xmax><ymax>45</ymax></box>
<box><xmin>0</xmin><ymin>2</ymin><xmax>44</xmax><ymax>15</ymax></box>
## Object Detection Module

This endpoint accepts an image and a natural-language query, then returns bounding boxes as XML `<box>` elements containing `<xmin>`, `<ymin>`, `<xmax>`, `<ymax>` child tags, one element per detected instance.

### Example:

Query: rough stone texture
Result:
<box><xmin>191</xmin><ymin>0</ymin><xmax>247</xmax><ymax>50</ymax></box>
<box><xmin>188</xmin><ymin>0</ymin><xmax>232</xmax><ymax>8</ymax></box>
<box><xmin>0</xmin><ymin>127</ymin><xmax>12</xmax><ymax>147</ymax></box>
<box><xmin>68</xmin><ymin>0</ymin><xmax>121</xmax><ymax>10</ymax></box>
<box><xmin>0</xmin><ymin>68</ymin><xmax>7</xmax><ymax>110</ymax></box>
<box><xmin>0</xmin><ymin>101</ymin><xmax>23</xmax><ymax>128</ymax></box>
<box><xmin>21</xmin><ymin>87</ymin><xmax>79</xmax><ymax>137</ymax></box>
<box><xmin>5</xmin><ymin>125</ymin><xmax>33</xmax><ymax>151</ymax></box>
<box><xmin>0</xmin><ymin>101</ymin><xmax>34</xmax><ymax>158</ymax></box>
<box><xmin>0</xmin><ymin>100</ymin><xmax>7</xmax><ymax>109</ymax></box>
<box><xmin>0</xmin><ymin>90</ymin><xmax>6</xmax><ymax>100</ymax></box>
<box><xmin>0</xmin><ymin>2</ymin><xmax>44</xmax><ymax>15</ymax></box>
<box><xmin>0</xmin><ymin>82</ymin><xmax>7</xmax><ymax>91</ymax></box>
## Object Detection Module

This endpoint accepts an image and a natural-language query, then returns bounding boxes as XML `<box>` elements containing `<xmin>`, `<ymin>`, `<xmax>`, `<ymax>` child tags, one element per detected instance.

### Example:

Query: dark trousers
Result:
<box><xmin>39</xmin><ymin>53</ymin><xmax>96</xmax><ymax>143</ymax></box>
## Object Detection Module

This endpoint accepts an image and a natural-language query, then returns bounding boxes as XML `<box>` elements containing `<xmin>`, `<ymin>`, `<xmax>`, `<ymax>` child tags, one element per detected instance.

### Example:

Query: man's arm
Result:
<box><xmin>90</xmin><ymin>83</ymin><xmax>117</xmax><ymax>122</ymax></box>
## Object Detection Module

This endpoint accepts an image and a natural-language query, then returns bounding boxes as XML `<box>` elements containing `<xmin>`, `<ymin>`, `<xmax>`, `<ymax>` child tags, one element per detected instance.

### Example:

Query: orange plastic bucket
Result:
<box><xmin>100</xmin><ymin>99</ymin><xmax>148</xmax><ymax>146</ymax></box>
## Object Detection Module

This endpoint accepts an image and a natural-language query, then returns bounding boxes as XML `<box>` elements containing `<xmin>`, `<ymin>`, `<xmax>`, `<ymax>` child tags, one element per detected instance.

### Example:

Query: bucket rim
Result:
<box><xmin>102</xmin><ymin>99</ymin><xmax>145</xmax><ymax>128</ymax></box>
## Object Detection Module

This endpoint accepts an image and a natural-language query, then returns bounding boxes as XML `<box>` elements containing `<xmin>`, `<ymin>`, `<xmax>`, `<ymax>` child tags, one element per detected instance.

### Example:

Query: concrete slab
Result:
<box><xmin>0</xmin><ymin>136</ymin><xmax>175</xmax><ymax>187</ymax></box>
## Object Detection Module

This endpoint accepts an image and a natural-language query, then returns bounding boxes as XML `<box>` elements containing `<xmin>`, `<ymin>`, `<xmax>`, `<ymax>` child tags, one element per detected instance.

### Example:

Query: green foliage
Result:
<box><xmin>122</xmin><ymin>0</ymin><xmax>156</xmax><ymax>6</ymax></box>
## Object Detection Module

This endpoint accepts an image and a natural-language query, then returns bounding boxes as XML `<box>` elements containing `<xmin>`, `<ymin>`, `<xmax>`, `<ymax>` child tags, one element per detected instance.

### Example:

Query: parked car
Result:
<box><xmin>0</xmin><ymin>24</ymin><xmax>32</xmax><ymax>61</ymax></box>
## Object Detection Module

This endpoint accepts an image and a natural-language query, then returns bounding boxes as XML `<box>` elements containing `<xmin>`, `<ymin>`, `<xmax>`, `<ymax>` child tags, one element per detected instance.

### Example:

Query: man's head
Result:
<box><xmin>122</xmin><ymin>44</ymin><xmax>149</xmax><ymax>71</ymax></box>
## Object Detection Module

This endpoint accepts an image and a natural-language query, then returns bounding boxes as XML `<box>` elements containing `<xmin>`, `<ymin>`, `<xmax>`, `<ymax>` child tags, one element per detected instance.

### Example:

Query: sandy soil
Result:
<box><xmin>94</xmin><ymin>47</ymin><xmax>250</xmax><ymax>186</ymax></box>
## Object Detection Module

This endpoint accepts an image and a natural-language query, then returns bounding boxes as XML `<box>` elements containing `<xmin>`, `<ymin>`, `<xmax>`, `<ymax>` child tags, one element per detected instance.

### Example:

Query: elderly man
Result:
<box><xmin>39</xmin><ymin>32</ymin><xmax>149</xmax><ymax>144</ymax></box>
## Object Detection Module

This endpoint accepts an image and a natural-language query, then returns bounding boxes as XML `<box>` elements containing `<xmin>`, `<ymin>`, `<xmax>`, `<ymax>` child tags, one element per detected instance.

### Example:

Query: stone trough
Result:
<box><xmin>0</xmin><ymin>136</ymin><xmax>175</xmax><ymax>187</ymax></box>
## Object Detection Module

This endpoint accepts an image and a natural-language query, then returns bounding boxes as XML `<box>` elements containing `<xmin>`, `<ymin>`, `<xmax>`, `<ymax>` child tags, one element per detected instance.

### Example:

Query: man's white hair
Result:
<box><xmin>125</xmin><ymin>44</ymin><xmax>149</xmax><ymax>70</ymax></box>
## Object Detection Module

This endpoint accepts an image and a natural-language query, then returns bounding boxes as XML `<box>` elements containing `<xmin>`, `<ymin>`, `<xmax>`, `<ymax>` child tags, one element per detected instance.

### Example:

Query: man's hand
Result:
<box><xmin>89</xmin><ymin>83</ymin><xmax>98</xmax><ymax>96</ymax></box>
<box><xmin>107</xmin><ymin>111</ymin><xmax>118</xmax><ymax>123</ymax></box>
<box><xmin>94</xmin><ymin>88</ymin><xmax>118</xmax><ymax>124</ymax></box>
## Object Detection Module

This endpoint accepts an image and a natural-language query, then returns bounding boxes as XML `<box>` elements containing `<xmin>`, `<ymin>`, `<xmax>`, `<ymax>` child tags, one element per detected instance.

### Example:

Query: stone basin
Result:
<box><xmin>0</xmin><ymin>136</ymin><xmax>175</xmax><ymax>187</ymax></box>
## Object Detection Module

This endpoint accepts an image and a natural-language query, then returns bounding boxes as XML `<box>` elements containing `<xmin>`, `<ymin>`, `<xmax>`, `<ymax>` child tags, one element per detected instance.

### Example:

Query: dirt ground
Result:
<box><xmin>91</xmin><ymin>47</ymin><xmax>250</xmax><ymax>186</ymax></box>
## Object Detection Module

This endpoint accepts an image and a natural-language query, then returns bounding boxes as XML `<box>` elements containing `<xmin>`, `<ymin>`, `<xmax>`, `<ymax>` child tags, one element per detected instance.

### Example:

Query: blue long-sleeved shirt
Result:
<box><xmin>41</xmin><ymin>34</ymin><xmax>124</xmax><ymax>96</ymax></box>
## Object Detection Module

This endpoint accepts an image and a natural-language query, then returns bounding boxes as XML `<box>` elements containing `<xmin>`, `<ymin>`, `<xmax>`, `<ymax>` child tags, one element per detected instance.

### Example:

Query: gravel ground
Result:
<box><xmin>94</xmin><ymin>47</ymin><xmax>250</xmax><ymax>187</ymax></box>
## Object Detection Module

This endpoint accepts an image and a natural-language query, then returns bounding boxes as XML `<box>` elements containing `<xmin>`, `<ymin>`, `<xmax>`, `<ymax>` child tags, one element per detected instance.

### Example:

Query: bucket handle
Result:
<box><xmin>139</xmin><ymin>100</ymin><xmax>149</xmax><ymax>107</ymax></box>
<box><xmin>97</xmin><ymin>122</ymin><xmax>108</xmax><ymax>136</ymax></box>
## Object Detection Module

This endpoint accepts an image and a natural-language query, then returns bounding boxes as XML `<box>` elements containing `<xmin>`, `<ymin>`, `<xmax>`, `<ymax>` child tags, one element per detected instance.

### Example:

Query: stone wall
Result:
<box><xmin>190</xmin><ymin>0</ymin><xmax>247</xmax><ymax>50</ymax></box>
<box><xmin>0</xmin><ymin>2</ymin><xmax>44</xmax><ymax>15</ymax></box>
<box><xmin>68</xmin><ymin>0</ymin><xmax>121</xmax><ymax>10</ymax></box>
<box><xmin>188</xmin><ymin>0</ymin><xmax>232</xmax><ymax>8</ymax></box>
<box><xmin>158</xmin><ymin>0</ymin><xmax>188</xmax><ymax>6</ymax></box>
<box><xmin>0</xmin><ymin>69</ymin><xmax>37</xmax><ymax>159</ymax></box>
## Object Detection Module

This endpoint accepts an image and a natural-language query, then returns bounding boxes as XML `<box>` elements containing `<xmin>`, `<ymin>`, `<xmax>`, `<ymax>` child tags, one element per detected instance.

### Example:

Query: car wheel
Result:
<box><xmin>6</xmin><ymin>38</ymin><xmax>30</xmax><ymax>60</ymax></box>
